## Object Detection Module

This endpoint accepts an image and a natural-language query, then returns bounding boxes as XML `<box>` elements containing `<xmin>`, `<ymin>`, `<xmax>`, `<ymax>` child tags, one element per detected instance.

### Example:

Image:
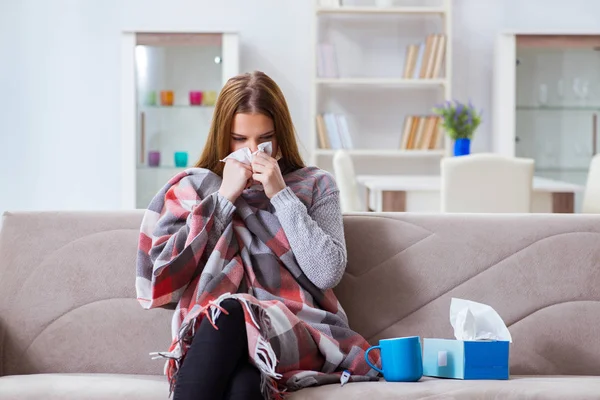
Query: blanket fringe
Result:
<box><xmin>149</xmin><ymin>293</ymin><xmax>285</xmax><ymax>399</ymax></box>
<box><xmin>215</xmin><ymin>294</ymin><xmax>285</xmax><ymax>399</ymax></box>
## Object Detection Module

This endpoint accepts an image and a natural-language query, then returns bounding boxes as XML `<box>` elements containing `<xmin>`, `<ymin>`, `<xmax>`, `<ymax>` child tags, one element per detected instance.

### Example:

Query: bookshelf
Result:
<box><xmin>311</xmin><ymin>0</ymin><xmax>452</xmax><ymax>173</ymax></box>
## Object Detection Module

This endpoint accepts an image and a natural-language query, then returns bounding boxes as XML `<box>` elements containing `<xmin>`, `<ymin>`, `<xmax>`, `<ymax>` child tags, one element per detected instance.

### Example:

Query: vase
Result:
<box><xmin>144</xmin><ymin>91</ymin><xmax>156</xmax><ymax>106</ymax></box>
<box><xmin>160</xmin><ymin>91</ymin><xmax>174</xmax><ymax>106</ymax></box>
<box><xmin>454</xmin><ymin>138</ymin><xmax>471</xmax><ymax>157</ymax></box>
<box><xmin>189</xmin><ymin>91</ymin><xmax>203</xmax><ymax>106</ymax></box>
<box><xmin>174</xmin><ymin>151</ymin><xmax>188</xmax><ymax>168</ymax></box>
<box><xmin>203</xmin><ymin>90</ymin><xmax>217</xmax><ymax>106</ymax></box>
<box><xmin>148</xmin><ymin>151</ymin><xmax>160</xmax><ymax>167</ymax></box>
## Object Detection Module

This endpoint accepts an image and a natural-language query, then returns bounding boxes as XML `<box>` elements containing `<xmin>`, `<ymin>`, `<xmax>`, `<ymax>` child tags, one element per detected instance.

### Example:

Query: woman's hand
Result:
<box><xmin>219</xmin><ymin>159</ymin><xmax>253</xmax><ymax>203</ymax></box>
<box><xmin>251</xmin><ymin>152</ymin><xmax>286</xmax><ymax>199</ymax></box>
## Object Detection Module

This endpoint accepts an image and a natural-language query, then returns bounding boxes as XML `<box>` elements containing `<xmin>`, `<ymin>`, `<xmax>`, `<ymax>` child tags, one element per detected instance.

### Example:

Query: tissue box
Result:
<box><xmin>422</xmin><ymin>338</ymin><xmax>509</xmax><ymax>380</ymax></box>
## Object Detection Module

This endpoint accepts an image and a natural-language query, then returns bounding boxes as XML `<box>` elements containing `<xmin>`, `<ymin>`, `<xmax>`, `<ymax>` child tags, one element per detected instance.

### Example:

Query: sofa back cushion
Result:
<box><xmin>338</xmin><ymin>213</ymin><xmax>600</xmax><ymax>376</ymax></box>
<box><xmin>1</xmin><ymin>211</ymin><xmax>600</xmax><ymax>377</ymax></box>
<box><xmin>0</xmin><ymin>211</ymin><xmax>171</xmax><ymax>376</ymax></box>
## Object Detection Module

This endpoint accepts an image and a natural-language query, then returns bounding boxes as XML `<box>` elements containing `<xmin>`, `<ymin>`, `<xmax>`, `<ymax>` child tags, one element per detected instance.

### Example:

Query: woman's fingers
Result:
<box><xmin>254</xmin><ymin>151</ymin><xmax>277</xmax><ymax>164</ymax></box>
<box><xmin>252</xmin><ymin>173</ymin><xmax>266</xmax><ymax>183</ymax></box>
<box><xmin>251</xmin><ymin>162</ymin><xmax>266</xmax><ymax>173</ymax></box>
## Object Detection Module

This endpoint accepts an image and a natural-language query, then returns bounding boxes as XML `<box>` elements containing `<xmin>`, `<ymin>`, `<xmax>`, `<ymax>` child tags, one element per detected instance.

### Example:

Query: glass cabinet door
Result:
<box><xmin>515</xmin><ymin>36</ymin><xmax>600</xmax><ymax>189</ymax></box>
<box><xmin>134</xmin><ymin>32</ymin><xmax>238</xmax><ymax>209</ymax></box>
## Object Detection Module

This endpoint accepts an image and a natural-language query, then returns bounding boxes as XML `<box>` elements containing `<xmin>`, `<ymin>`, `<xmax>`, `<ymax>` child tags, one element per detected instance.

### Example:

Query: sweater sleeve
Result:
<box><xmin>270</xmin><ymin>186</ymin><xmax>347</xmax><ymax>290</ymax></box>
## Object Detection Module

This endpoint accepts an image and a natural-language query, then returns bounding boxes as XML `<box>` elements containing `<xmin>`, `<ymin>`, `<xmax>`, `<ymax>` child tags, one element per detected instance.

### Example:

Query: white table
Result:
<box><xmin>356</xmin><ymin>175</ymin><xmax>586</xmax><ymax>213</ymax></box>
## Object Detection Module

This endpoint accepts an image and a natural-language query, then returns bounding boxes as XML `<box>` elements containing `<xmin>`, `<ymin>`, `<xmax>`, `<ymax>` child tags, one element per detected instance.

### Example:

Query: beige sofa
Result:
<box><xmin>1</xmin><ymin>211</ymin><xmax>600</xmax><ymax>399</ymax></box>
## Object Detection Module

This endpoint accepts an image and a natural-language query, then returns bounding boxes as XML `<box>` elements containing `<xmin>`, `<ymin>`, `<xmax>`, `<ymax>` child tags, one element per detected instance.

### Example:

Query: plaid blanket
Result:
<box><xmin>136</xmin><ymin>167</ymin><xmax>380</xmax><ymax>398</ymax></box>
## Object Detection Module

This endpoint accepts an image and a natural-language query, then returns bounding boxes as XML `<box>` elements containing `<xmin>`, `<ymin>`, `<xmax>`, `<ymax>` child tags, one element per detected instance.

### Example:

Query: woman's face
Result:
<box><xmin>230</xmin><ymin>113</ymin><xmax>278</xmax><ymax>156</ymax></box>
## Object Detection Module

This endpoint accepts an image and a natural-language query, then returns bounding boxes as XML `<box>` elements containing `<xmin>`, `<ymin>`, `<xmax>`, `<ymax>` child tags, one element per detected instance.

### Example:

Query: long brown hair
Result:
<box><xmin>195</xmin><ymin>71</ymin><xmax>305</xmax><ymax>176</ymax></box>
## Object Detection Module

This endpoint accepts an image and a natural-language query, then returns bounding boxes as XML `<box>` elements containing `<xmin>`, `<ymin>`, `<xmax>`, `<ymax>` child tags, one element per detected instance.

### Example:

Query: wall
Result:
<box><xmin>0</xmin><ymin>0</ymin><xmax>311</xmax><ymax>214</ymax></box>
<box><xmin>453</xmin><ymin>0</ymin><xmax>600</xmax><ymax>152</ymax></box>
<box><xmin>1</xmin><ymin>0</ymin><xmax>600</xmax><ymax>214</ymax></box>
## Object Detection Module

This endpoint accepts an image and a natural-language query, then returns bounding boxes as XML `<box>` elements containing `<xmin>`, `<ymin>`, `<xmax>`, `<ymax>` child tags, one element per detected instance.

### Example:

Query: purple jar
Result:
<box><xmin>148</xmin><ymin>151</ymin><xmax>160</xmax><ymax>167</ymax></box>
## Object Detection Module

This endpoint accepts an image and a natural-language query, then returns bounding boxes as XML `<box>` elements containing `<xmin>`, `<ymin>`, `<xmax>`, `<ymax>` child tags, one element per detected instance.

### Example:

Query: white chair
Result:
<box><xmin>332</xmin><ymin>150</ymin><xmax>362</xmax><ymax>212</ymax></box>
<box><xmin>582</xmin><ymin>154</ymin><xmax>600</xmax><ymax>213</ymax></box>
<box><xmin>441</xmin><ymin>153</ymin><xmax>534</xmax><ymax>213</ymax></box>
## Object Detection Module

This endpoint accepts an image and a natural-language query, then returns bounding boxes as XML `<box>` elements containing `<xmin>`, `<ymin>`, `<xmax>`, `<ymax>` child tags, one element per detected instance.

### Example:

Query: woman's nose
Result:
<box><xmin>249</xmin><ymin>141</ymin><xmax>259</xmax><ymax>153</ymax></box>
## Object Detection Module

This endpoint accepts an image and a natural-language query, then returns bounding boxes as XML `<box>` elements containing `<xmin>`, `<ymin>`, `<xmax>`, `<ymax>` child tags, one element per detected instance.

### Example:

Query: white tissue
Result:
<box><xmin>220</xmin><ymin>142</ymin><xmax>273</xmax><ymax>191</ymax></box>
<box><xmin>450</xmin><ymin>298</ymin><xmax>512</xmax><ymax>342</ymax></box>
<box><xmin>220</xmin><ymin>142</ymin><xmax>273</xmax><ymax>165</ymax></box>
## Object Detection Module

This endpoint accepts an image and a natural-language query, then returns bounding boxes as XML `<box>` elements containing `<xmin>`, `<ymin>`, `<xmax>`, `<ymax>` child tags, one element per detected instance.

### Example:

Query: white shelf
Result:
<box><xmin>315</xmin><ymin>149</ymin><xmax>445</xmax><ymax>157</ymax></box>
<box><xmin>316</xmin><ymin>6</ymin><xmax>446</xmax><ymax>15</ymax></box>
<box><xmin>316</xmin><ymin>78</ymin><xmax>446</xmax><ymax>88</ymax></box>
<box><xmin>311</xmin><ymin>0</ymin><xmax>452</xmax><ymax>170</ymax></box>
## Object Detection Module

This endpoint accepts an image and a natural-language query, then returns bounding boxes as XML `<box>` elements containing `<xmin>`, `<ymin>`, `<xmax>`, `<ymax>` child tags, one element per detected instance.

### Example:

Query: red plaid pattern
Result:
<box><xmin>136</xmin><ymin>168</ymin><xmax>380</xmax><ymax>398</ymax></box>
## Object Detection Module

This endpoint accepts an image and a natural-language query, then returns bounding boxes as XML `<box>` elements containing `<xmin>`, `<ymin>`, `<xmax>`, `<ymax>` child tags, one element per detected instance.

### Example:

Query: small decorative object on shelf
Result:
<box><xmin>189</xmin><ymin>91</ymin><xmax>203</xmax><ymax>106</ymax></box>
<box><xmin>148</xmin><ymin>151</ymin><xmax>161</xmax><ymax>167</ymax></box>
<box><xmin>174</xmin><ymin>151</ymin><xmax>188</xmax><ymax>168</ymax></box>
<box><xmin>144</xmin><ymin>91</ymin><xmax>156</xmax><ymax>106</ymax></box>
<box><xmin>317</xmin><ymin>43</ymin><xmax>339</xmax><ymax>78</ymax></box>
<box><xmin>203</xmin><ymin>90</ymin><xmax>217</xmax><ymax>106</ymax></box>
<box><xmin>160</xmin><ymin>90</ymin><xmax>174</xmax><ymax>106</ymax></box>
<box><xmin>433</xmin><ymin>100</ymin><xmax>482</xmax><ymax>157</ymax></box>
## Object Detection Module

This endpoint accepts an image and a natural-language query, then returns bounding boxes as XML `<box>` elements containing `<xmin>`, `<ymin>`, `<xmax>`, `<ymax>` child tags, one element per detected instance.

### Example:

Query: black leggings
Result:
<box><xmin>173</xmin><ymin>299</ymin><xmax>264</xmax><ymax>400</ymax></box>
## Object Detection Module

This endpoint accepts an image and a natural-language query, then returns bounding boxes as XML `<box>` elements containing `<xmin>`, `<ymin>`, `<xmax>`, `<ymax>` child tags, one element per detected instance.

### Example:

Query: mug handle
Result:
<box><xmin>364</xmin><ymin>345</ymin><xmax>384</xmax><ymax>375</ymax></box>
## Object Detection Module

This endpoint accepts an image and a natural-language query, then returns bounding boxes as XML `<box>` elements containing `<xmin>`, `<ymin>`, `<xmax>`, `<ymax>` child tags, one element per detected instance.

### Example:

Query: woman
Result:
<box><xmin>136</xmin><ymin>71</ymin><xmax>380</xmax><ymax>400</ymax></box>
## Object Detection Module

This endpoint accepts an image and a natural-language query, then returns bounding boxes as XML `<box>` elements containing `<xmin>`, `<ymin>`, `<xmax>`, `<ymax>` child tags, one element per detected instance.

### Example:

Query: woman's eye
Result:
<box><xmin>261</xmin><ymin>135</ymin><xmax>274</xmax><ymax>141</ymax></box>
<box><xmin>233</xmin><ymin>137</ymin><xmax>246</xmax><ymax>142</ymax></box>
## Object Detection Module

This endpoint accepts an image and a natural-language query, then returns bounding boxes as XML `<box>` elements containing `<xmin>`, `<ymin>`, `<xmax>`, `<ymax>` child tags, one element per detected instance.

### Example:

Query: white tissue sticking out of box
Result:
<box><xmin>450</xmin><ymin>298</ymin><xmax>512</xmax><ymax>342</ymax></box>
<box><xmin>220</xmin><ymin>141</ymin><xmax>272</xmax><ymax>165</ymax></box>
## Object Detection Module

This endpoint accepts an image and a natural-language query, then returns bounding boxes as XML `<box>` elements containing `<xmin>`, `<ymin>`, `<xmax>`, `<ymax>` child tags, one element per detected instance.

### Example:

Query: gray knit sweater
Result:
<box><xmin>210</xmin><ymin>186</ymin><xmax>347</xmax><ymax>290</ymax></box>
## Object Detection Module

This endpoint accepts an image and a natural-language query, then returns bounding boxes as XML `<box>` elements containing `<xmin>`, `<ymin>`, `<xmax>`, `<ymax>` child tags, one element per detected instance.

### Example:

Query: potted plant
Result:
<box><xmin>433</xmin><ymin>100</ymin><xmax>482</xmax><ymax>156</ymax></box>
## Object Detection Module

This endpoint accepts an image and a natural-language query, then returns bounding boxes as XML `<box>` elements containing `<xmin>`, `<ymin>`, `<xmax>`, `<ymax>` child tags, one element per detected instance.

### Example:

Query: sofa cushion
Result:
<box><xmin>2</xmin><ymin>374</ymin><xmax>600</xmax><ymax>400</ymax></box>
<box><xmin>288</xmin><ymin>376</ymin><xmax>600</xmax><ymax>399</ymax></box>
<box><xmin>0</xmin><ymin>211</ymin><xmax>173</xmax><ymax>377</ymax></box>
<box><xmin>0</xmin><ymin>373</ymin><xmax>168</xmax><ymax>400</ymax></box>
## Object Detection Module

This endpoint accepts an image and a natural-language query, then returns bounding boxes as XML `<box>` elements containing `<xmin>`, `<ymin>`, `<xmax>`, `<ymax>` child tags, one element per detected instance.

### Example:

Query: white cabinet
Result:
<box><xmin>493</xmin><ymin>33</ymin><xmax>600</xmax><ymax>190</ymax></box>
<box><xmin>121</xmin><ymin>31</ymin><xmax>239</xmax><ymax>209</ymax></box>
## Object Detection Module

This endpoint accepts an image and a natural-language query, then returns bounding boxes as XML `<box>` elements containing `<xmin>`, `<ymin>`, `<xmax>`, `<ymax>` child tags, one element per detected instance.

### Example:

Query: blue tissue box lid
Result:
<box><xmin>422</xmin><ymin>338</ymin><xmax>510</xmax><ymax>380</ymax></box>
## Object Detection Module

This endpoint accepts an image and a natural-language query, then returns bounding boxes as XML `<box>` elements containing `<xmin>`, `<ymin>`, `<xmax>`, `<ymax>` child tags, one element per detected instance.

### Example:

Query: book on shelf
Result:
<box><xmin>336</xmin><ymin>114</ymin><xmax>354</xmax><ymax>149</ymax></box>
<box><xmin>424</xmin><ymin>35</ymin><xmax>439</xmax><ymax>78</ymax></box>
<box><xmin>400</xmin><ymin>115</ymin><xmax>444</xmax><ymax>150</ymax></box>
<box><xmin>402</xmin><ymin>45</ymin><xmax>419</xmax><ymax>79</ymax></box>
<box><xmin>401</xmin><ymin>33</ymin><xmax>446</xmax><ymax>79</ymax></box>
<box><xmin>412</xmin><ymin>43</ymin><xmax>425</xmax><ymax>79</ymax></box>
<box><xmin>317</xmin><ymin>43</ymin><xmax>339</xmax><ymax>78</ymax></box>
<box><xmin>431</xmin><ymin>34</ymin><xmax>446</xmax><ymax>79</ymax></box>
<box><xmin>315</xmin><ymin>114</ymin><xmax>331</xmax><ymax>149</ymax></box>
<box><xmin>400</xmin><ymin>115</ymin><xmax>414</xmax><ymax>150</ymax></box>
<box><xmin>316</xmin><ymin>113</ymin><xmax>353</xmax><ymax>150</ymax></box>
